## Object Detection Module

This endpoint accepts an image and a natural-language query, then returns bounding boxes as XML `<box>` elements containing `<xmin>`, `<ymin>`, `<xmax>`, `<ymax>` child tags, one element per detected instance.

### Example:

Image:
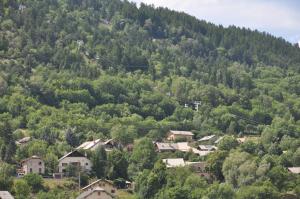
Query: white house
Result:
<box><xmin>58</xmin><ymin>150</ymin><xmax>92</xmax><ymax>173</ymax></box>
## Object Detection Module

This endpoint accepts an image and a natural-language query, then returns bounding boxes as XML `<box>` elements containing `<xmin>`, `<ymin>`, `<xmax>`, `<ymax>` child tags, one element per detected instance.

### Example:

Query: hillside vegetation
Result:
<box><xmin>0</xmin><ymin>0</ymin><xmax>300</xmax><ymax>198</ymax></box>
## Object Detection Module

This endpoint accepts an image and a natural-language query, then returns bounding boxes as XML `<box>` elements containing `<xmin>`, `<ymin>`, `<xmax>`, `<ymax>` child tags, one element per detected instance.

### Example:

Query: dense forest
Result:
<box><xmin>0</xmin><ymin>0</ymin><xmax>300</xmax><ymax>198</ymax></box>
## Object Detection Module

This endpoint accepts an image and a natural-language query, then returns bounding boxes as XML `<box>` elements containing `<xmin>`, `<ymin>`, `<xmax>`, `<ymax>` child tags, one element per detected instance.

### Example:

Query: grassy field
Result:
<box><xmin>117</xmin><ymin>190</ymin><xmax>136</xmax><ymax>199</ymax></box>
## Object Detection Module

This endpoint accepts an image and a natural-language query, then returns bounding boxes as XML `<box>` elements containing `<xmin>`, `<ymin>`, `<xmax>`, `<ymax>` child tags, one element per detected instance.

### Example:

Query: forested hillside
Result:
<box><xmin>0</xmin><ymin>0</ymin><xmax>300</xmax><ymax>198</ymax></box>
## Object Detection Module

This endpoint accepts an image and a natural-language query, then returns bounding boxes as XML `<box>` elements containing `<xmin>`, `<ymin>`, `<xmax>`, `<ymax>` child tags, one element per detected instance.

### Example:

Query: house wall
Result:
<box><xmin>84</xmin><ymin>191</ymin><xmax>112</xmax><ymax>199</ymax></box>
<box><xmin>22</xmin><ymin>159</ymin><xmax>45</xmax><ymax>175</ymax></box>
<box><xmin>83</xmin><ymin>181</ymin><xmax>116</xmax><ymax>196</ymax></box>
<box><xmin>58</xmin><ymin>157</ymin><xmax>92</xmax><ymax>173</ymax></box>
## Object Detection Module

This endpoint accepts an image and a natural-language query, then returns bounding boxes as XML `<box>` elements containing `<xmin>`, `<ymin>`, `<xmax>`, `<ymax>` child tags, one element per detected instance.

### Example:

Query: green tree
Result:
<box><xmin>218</xmin><ymin>136</ymin><xmax>239</xmax><ymax>151</ymax></box>
<box><xmin>13</xmin><ymin>179</ymin><xmax>31</xmax><ymax>199</ymax></box>
<box><xmin>205</xmin><ymin>183</ymin><xmax>236</xmax><ymax>199</ymax></box>
<box><xmin>23</xmin><ymin>173</ymin><xmax>44</xmax><ymax>193</ymax></box>
<box><xmin>129</xmin><ymin>138</ymin><xmax>156</xmax><ymax>177</ymax></box>
<box><xmin>108</xmin><ymin>150</ymin><xmax>128</xmax><ymax>180</ymax></box>
<box><xmin>92</xmin><ymin>146</ymin><xmax>107</xmax><ymax>179</ymax></box>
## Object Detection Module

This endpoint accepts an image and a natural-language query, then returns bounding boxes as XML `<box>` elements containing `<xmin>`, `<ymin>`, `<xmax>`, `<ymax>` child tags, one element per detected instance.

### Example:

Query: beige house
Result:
<box><xmin>18</xmin><ymin>156</ymin><xmax>45</xmax><ymax>176</ymax></box>
<box><xmin>58</xmin><ymin>150</ymin><xmax>92</xmax><ymax>173</ymax></box>
<box><xmin>167</xmin><ymin>130</ymin><xmax>194</xmax><ymax>141</ymax></box>
<box><xmin>76</xmin><ymin>187</ymin><xmax>113</xmax><ymax>199</ymax></box>
<box><xmin>82</xmin><ymin>179</ymin><xmax>117</xmax><ymax>197</ymax></box>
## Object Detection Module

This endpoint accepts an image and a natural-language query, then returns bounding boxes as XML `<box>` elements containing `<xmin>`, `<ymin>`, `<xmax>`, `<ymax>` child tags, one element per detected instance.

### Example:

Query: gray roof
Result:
<box><xmin>198</xmin><ymin>135</ymin><xmax>216</xmax><ymax>141</ymax></box>
<box><xmin>81</xmin><ymin>179</ymin><xmax>114</xmax><ymax>191</ymax></box>
<box><xmin>155</xmin><ymin>143</ymin><xmax>177</xmax><ymax>151</ymax></box>
<box><xmin>76</xmin><ymin>186</ymin><xmax>113</xmax><ymax>199</ymax></box>
<box><xmin>198</xmin><ymin>145</ymin><xmax>217</xmax><ymax>151</ymax></box>
<box><xmin>0</xmin><ymin>191</ymin><xmax>14</xmax><ymax>199</ymax></box>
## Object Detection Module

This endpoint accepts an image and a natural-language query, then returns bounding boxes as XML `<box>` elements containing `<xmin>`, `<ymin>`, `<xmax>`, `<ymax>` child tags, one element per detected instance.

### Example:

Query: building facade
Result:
<box><xmin>18</xmin><ymin>156</ymin><xmax>45</xmax><ymax>176</ymax></box>
<box><xmin>58</xmin><ymin>151</ymin><xmax>92</xmax><ymax>173</ymax></box>
<box><xmin>167</xmin><ymin>130</ymin><xmax>194</xmax><ymax>141</ymax></box>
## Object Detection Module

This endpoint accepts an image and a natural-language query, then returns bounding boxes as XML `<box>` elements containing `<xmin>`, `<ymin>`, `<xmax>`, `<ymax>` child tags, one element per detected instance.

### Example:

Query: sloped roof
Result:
<box><xmin>77</xmin><ymin>139</ymin><xmax>102</xmax><ymax>150</ymax></box>
<box><xmin>77</xmin><ymin>139</ymin><xmax>115</xmax><ymax>151</ymax></box>
<box><xmin>169</xmin><ymin>130</ymin><xmax>194</xmax><ymax>136</ymax></box>
<box><xmin>0</xmin><ymin>191</ymin><xmax>14</xmax><ymax>199</ymax></box>
<box><xmin>287</xmin><ymin>167</ymin><xmax>300</xmax><ymax>174</ymax></box>
<box><xmin>198</xmin><ymin>135</ymin><xmax>216</xmax><ymax>141</ymax></box>
<box><xmin>162</xmin><ymin>158</ymin><xmax>185</xmax><ymax>168</ymax></box>
<box><xmin>16</xmin><ymin>136</ymin><xmax>31</xmax><ymax>144</ymax></box>
<box><xmin>214</xmin><ymin>136</ymin><xmax>224</xmax><ymax>144</ymax></box>
<box><xmin>155</xmin><ymin>143</ymin><xmax>177</xmax><ymax>150</ymax></box>
<box><xmin>198</xmin><ymin>145</ymin><xmax>217</xmax><ymax>151</ymax></box>
<box><xmin>81</xmin><ymin>179</ymin><xmax>114</xmax><ymax>191</ymax></box>
<box><xmin>155</xmin><ymin>142</ymin><xmax>212</xmax><ymax>156</ymax></box>
<box><xmin>58</xmin><ymin>150</ymin><xmax>86</xmax><ymax>162</ymax></box>
<box><xmin>21</xmin><ymin>155</ymin><xmax>43</xmax><ymax>164</ymax></box>
<box><xmin>77</xmin><ymin>186</ymin><xmax>113</xmax><ymax>199</ymax></box>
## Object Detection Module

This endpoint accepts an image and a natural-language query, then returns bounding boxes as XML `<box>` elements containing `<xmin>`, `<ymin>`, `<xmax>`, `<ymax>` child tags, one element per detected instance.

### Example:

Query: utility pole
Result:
<box><xmin>194</xmin><ymin>101</ymin><xmax>201</xmax><ymax>111</ymax></box>
<box><xmin>78</xmin><ymin>170</ymin><xmax>81</xmax><ymax>190</ymax></box>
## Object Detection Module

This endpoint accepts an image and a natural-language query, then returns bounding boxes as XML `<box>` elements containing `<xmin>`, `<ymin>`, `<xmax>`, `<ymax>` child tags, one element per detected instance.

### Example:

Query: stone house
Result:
<box><xmin>17</xmin><ymin>155</ymin><xmax>45</xmax><ymax>176</ymax></box>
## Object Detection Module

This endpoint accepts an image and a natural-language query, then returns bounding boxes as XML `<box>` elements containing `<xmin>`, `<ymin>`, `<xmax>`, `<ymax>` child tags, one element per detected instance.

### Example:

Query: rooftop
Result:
<box><xmin>198</xmin><ymin>145</ymin><xmax>217</xmax><ymax>151</ymax></box>
<box><xmin>81</xmin><ymin>179</ymin><xmax>114</xmax><ymax>191</ymax></box>
<box><xmin>77</xmin><ymin>186</ymin><xmax>113</xmax><ymax>199</ymax></box>
<box><xmin>0</xmin><ymin>191</ymin><xmax>14</xmax><ymax>199</ymax></box>
<box><xmin>287</xmin><ymin>167</ymin><xmax>300</xmax><ymax>174</ymax></box>
<box><xmin>198</xmin><ymin>135</ymin><xmax>216</xmax><ymax>141</ymax></box>
<box><xmin>58</xmin><ymin>150</ymin><xmax>86</xmax><ymax>162</ymax></box>
<box><xmin>169</xmin><ymin>130</ymin><xmax>194</xmax><ymax>136</ymax></box>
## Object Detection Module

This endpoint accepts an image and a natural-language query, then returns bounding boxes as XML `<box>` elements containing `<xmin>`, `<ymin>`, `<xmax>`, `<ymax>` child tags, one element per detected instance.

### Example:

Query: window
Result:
<box><xmin>98</xmin><ymin>192</ymin><xmax>101</xmax><ymax>196</ymax></box>
<box><xmin>85</xmin><ymin>163</ymin><xmax>88</xmax><ymax>166</ymax></box>
<box><xmin>39</xmin><ymin>162</ymin><xmax>42</xmax><ymax>165</ymax></box>
<box><xmin>111</xmin><ymin>189</ymin><xmax>115</xmax><ymax>193</ymax></box>
<box><xmin>62</xmin><ymin>163</ymin><xmax>68</xmax><ymax>166</ymax></box>
<box><xmin>30</xmin><ymin>168</ymin><xmax>32</xmax><ymax>173</ymax></box>
<box><xmin>39</xmin><ymin>168</ymin><xmax>42</xmax><ymax>173</ymax></box>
